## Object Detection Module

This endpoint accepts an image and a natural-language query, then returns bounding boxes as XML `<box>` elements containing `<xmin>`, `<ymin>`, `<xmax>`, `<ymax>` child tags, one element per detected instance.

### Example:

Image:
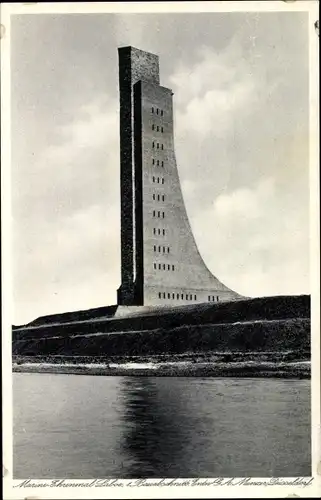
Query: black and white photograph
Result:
<box><xmin>1</xmin><ymin>1</ymin><xmax>320</xmax><ymax>498</ymax></box>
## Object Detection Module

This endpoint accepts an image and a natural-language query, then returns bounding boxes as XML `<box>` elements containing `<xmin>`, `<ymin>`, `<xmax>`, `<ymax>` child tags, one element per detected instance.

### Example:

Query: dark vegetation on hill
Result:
<box><xmin>12</xmin><ymin>295</ymin><xmax>310</xmax><ymax>358</ymax></box>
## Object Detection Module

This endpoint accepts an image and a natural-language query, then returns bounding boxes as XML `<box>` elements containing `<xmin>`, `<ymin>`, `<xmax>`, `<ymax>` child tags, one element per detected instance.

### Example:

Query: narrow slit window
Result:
<box><xmin>172</xmin><ymin>265</ymin><xmax>175</xmax><ymax>271</ymax></box>
<box><xmin>163</xmin><ymin>292</ymin><xmax>165</xmax><ymax>298</ymax></box>
<box><xmin>181</xmin><ymin>294</ymin><xmax>184</xmax><ymax>299</ymax></box>
<box><xmin>194</xmin><ymin>295</ymin><xmax>197</xmax><ymax>300</ymax></box>
<box><xmin>163</xmin><ymin>229</ymin><xmax>165</xmax><ymax>236</ymax></box>
<box><xmin>158</xmin><ymin>229</ymin><xmax>161</xmax><ymax>235</ymax></box>
<box><xmin>152</xmin><ymin>159</ymin><xmax>155</xmax><ymax>165</ymax></box>
<box><xmin>157</xmin><ymin>195</ymin><xmax>160</xmax><ymax>201</ymax></box>
<box><xmin>157</xmin><ymin>160</ymin><xmax>159</xmax><ymax>166</ymax></box>
<box><xmin>154</xmin><ymin>263</ymin><xmax>156</xmax><ymax>270</ymax></box>
<box><xmin>157</xmin><ymin>126</ymin><xmax>159</xmax><ymax>132</ymax></box>
<box><xmin>158</xmin><ymin>211</ymin><xmax>160</xmax><ymax>218</ymax></box>
<box><xmin>153</xmin><ymin>245</ymin><xmax>156</xmax><ymax>252</ymax></box>
<box><xmin>153</xmin><ymin>194</ymin><xmax>155</xmax><ymax>200</ymax></box>
<box><xmin>172</xmin><ymin>293</ymin><xmax>175</xmax><ymax>299</ymax></box>
<box><xmin>208</xmin><ymin>296</ymin><xmax>211</xmax><ymax>301</ymax></box>
<box><xmin>152</xmin><ymin>176</ymin><xmax>155</xmax><ymax>183</ymax></box>
<box><xmin>190</xmin><ymin>294</ymin><xmax>192</xmax><ymax>300</ymax></box>
<box><xmin>162</xmin><ymin>212</ymin><xmax>165</xmax><ymax>218</ymax></box>
<box><xmin>153</xmin><ymin>228</ymin><xmax>156</xmax><ymax>234</ymax></box>
<box><xmin>152</xmin><ymin>141</ymin><xmax>155</xmax><ymax>148</ymax></box>
<box><xmin>167</xmin><ymin>247</ymin><xmax>170</xmax><ymax>253</ymax></box>
<box><xmin>159</xmin><ymin>264</ymin><xmax>161</xmax><ymax>270</ymax></box>
<box><xmin>161</xmin><ymin>110</ymin><xmax>163</xmax><ymax>116</ymax></box>
<box><xmin>168</xmin><ymin>293</ymin><xmax>170</xmax><ymax>299</ymax></box>
<box><xmin>157</xmin><ymin>177</ymin><xmax>160</xmax><ymax>184</ymax></box>
<box><xmin>162</xmin><ymin>195</ymin><xmax>165</xmax><ymax>201</ymax></box>
<box><xmin>152</xmin><ymin>107</ymin><xmax>154</xmax><ymax>113</ymax></box>
<box><xmin>158</xmin><ymin>246</ymin><xmax>161</xmax><ymax>252</ymax></box>
<box><xmin>153</xmin><ymin>210</ymin><xmax>155</xmax><ymax>217</ymax></box>
<box><xmin>177</xmin><ymin>293</ymin><xmax>179</xmax><ymax>300</ymax></box>
<box><xmin>162</xmin><ymin>178</ymin><xmax>164</xmax><ymax>184</ymax></box>
<box><xmin>158</xmin><ymin>292</ymin><xmax>161</xmax><ymax>298</ymax></box>
<box><xmin>217</xmin><ymin>296</ymin><xmax>219</xmax><ymax>302</ymax></box>
<box><xmin>157</xmin><ymin>108</ymin><xmax>159</xmax><ymax>115</ymax></box>
<box><xmin>186</xmin><ymin>294</ymin><xmax>189</xmax><ymax>300</ymax></box>
<box><xmin>168</xmin><ymin>264</ymin><xmax>170</xmax><ymax>270</ymax></box>
<box><xmin>163</xmin><ymin>246</ymin><xmax>165</xmax><ymax>253</ymax></box>
<box><xmin>157</xmin><ymin>143</ymin><xmax>159</xmax><ymax>149</ymax></box>
<box><xmin>161</xmin><ymin>161</ymin><xmax>164</xmax><ymax>167</ymax></box>
<box><xmin>163</xmin><ymin>264</ymin><xmax>166</xmax><ymax>270</ymax></box>
<box><xmin>161</xmin><ymin>126</ymin><xmax>164</xmax><ymax>133</ymax></box>
<box><xmin>161</xmin><ymin>144</ymin><xmax>164</xmax><ymax>150</ymax></box>
<box><xmin>152</xmin><ymin>124</ymin><xmax>155</xmax><ymax>131</ymax></box>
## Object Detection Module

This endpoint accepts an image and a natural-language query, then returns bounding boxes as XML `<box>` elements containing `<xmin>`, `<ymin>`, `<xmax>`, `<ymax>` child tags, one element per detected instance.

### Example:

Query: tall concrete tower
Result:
<box><xmin>117</xmin><ymin>46</ymin><xmax>241</xmax><ymax>306</ymax></box>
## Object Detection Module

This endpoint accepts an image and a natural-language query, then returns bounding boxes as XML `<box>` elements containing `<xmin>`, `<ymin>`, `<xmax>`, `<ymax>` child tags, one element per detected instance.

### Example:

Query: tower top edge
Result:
<box><xmin>118</xmin><ymin>46</ymin><xmax>159</xmax><ymax>59</ymax></box>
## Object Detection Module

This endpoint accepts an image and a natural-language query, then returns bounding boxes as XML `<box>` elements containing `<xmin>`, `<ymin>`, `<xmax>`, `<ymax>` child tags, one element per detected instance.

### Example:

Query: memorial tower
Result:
<box><xmin>117</xmin><ymin>46</ymin><xmax>241</xmax><ymax>306</ymax></box>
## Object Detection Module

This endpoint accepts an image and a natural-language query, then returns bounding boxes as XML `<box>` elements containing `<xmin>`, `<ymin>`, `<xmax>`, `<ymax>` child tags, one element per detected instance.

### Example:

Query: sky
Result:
<box><xmin>11</xmin><ymin>11</ymin><xmax>310</xmax><ymax>324</ymax></box>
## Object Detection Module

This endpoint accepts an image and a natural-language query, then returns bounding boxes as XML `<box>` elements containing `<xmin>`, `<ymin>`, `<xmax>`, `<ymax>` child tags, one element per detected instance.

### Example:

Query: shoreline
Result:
<box><xmin>12</xmin><ymin>360</ymin><xmax>311</xmax><ymax>378</ymax></box>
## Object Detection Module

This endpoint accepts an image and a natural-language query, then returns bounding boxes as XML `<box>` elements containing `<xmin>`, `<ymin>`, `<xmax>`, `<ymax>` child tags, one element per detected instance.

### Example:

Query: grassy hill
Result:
<box><xmin>12</xmin><ymin>295</ymin><xmax>310</xmax><ymax>358</ymax></box>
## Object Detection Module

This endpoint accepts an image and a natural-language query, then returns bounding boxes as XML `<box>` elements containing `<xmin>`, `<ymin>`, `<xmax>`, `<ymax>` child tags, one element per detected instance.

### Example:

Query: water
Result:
<box><xmin>13</xmin><ymin>374</ymin><xmax>311</xmax><ymax>478</ymax></box>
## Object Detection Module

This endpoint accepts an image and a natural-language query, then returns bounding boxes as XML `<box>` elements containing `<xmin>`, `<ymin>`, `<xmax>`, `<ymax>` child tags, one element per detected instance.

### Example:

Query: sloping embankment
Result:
<box><xmin>12</xmin><ymin>295</ymin><xmax>310</xmax><ymax>358</ymax></box>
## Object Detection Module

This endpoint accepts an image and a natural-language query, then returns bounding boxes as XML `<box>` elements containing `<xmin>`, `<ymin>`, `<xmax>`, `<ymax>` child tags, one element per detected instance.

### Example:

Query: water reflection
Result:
<box><xmin>118</xmin><ymin>377</ymin><xmax>193</xmax><ymax>477</ymax></box>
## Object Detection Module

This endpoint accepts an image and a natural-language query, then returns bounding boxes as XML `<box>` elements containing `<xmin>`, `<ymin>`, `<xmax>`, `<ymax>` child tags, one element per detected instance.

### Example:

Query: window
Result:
<box><xmin>152</xmin><ymin>124</ymin><xmax>155</xmax><ymax>131</ymax></box>
<box><xmin>158</xmin><ymin>246</ymin><xmax>161</xmax><ymax>252</ymax></box>
<box><xmin>159</xmin><ymin>264</ymin><xmax>161</xmax><ymax>270</ymax></box>
<box><xmin>181</xmin><ymin>294</ymin><xmax>184</xmax><ymax>299</ymax></box>
<box><xmin>190</xmin><ymin>294</ymin><xmax>192</xmax><ymax>300</ymax></box>
<box><xmin>163</xmin><ymin>246</ymin><xmax>165</xmax><ymax>253</ymax></box>
<box><xmin>162</xmin><ymin>195</ymin><xmax>165</xmax><ymax>201</ymax></box>
<box><xmin>157</xmin><ymin>108</ymin><xmax>159</xmax><ymax>115</ymax></box>
<box><xmin>162</xmin><ymin>212</ymin><xmax>165</xmax><ymax>218</ymax></box>
<box><xmin>162</xmin><ymin>178</ymin><xmax>164</xmax><ymax>184</ymax></box>
<box><xmin>157</xmin><ymin>177</ymin><xmax>160</xmax><ymax>184</ymax></box>
<box><xmin>172</xmin><ymin>265</ymin><xmax>175</xmax><ymax>271</ymax></box>
<box><xmin>152</xmin><ymin>141</ymin><xmax>155</xmax><ymax>148</ymax></box>
<box><xmin>208</xmin><ymin>296</ymin><xmax>211</xmax><ymax>301</ymax></box>
<box><xmin>153</xmin><ymin>228</ymin><xmax>156</xmax><ymax>234</ymax></box>
<box><xmin>161</xmin><ymin>161</ymin><xmax>164</xmax><ymax>167</ymax></box>
<box><xmin>161</xmin><ymin>126</ymin><xmax>164</xmax><ymax>133</ymax></box>
<box><xmin>152</xmin><ymin>158</ymin><xmax>155</xmax><ymax>165</ymax></box>
<box><xmin>177</xmin><ymin>293</ymin><xmax>180</xmax><ymax>299</ymax></box>
<box><xmin>152</xmin><ymin>107</ymin><xmax>154</xmax><ymax>113</ymax></box>
<box><xmin>167</xmin><ymin>293</ymin><xmax>170</xmax><ymax>299</ymax></box>
<box><xmin>153</xmin><ymin>210</ymin><xmax>155</xmax><ymax>217</ymax></box>
<box><xmin>167</xmin><ymin>247</ymin><xmax>170</xmax><ymax>253</ymax></box>
<box><xmin>163</xmin><ymin>229</ymin><xmax>165</xmax><ymax>235</ymax></box>
<box><xmin>158</xmin><ymin>292</ymin><xmax>161</xmax><ymax>298</ymax></box>
<box><xmin>157</xmin><ymin>143</ymin><xmax>159</xmax><ymax>149</ymax></box>
<box><xmin>163</xmin><ymin>292</ymin><xmax>165</xmax><ymax>298</ymax></box>
<box><xmin>157</xmin><ymin>126</ymin><xmax>159</xmax><ymax>132</ymax></box>
<box><xmin>153</xmin><ymin>245</ymin><xmax>156</xmax><ymax>252</ymax></box>
<box><xmin>157</xmin><ymin>160</ymin><xmax>159</xmax><ymax>166</ymax></box>
<box><xmin>161</xmin><ymin>144</ymin><xmax>164</xmax><ymax>150</ymax></box>
<box><xmin>217</xmin><ymin>296</ymin><xmax>219</xmax><ymax>302</ymax></box>
<box><xmin>152</xmin><ymin>176</ymin><xmax>155</xmax><ymax>183</ymax></box>
<box><xmin>194</xmin><ymin>295</ymin><xmax>197</xmax><ymax>300</ymax></box>
<box><xmin>158</xmin><ymin>229</ymin><xmax>161</xmax><ymax>235</ymax></box>
<box><xmin>172</xmin><ymin>293</ymin><xmax>175</xmax><ymax>299</ymax></box>
<box><xmin>154</xmin><ymin>263</ymin><xmax>156</xmax><ymax>269</ymax></box>
<box><xmin>158</xmin><ymin>211</ymin><xmax>160</xmax><ymax>218</ymax></box>
<box><xmin>163</xmin><ymin>264</ymin><xmax>166</xmax><ymax>270</ymax></box>
<box><xmin>161</xmin><ymin>110</ymin><xmax>163</xmax><ymax>116</ymax></box>
<box><xmin>168</xmin><ymin>264</ymin><xmax>170</xmax><ymax>270</ymax></box>
<box><xmin>157</xmin><ymin>195</ymin><xmax>160</xmax><ymax>201</ymax></box>
<box><xmin>186</xmin><ymin>294</ymin><xmax>189</xmax><ymax>300</ymax></box>
<box><xmin>153</xmin><ymin>194</ymin><xmax>155</xmax><ymax>200</ymax></box>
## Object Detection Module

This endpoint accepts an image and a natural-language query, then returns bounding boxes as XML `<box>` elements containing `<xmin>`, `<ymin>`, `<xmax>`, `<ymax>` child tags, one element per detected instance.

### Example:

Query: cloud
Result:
<box><xmin>13</xmin><ymin>95</ymin><xmax>121</xmax><ymax>323</ymax></box>
<box><xmin>188</xmin><ymin>178</ymin><xmax>309</xmax><ymax>298</ymax></box>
